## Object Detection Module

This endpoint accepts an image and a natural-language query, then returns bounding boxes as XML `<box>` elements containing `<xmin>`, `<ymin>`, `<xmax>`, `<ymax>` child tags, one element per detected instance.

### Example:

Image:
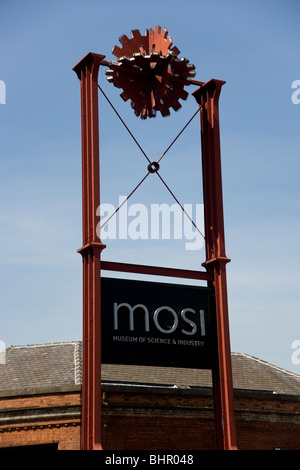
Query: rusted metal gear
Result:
<box><xmin>105</xmin><ymin>26</ymin><xmax>196</xmax><ymax>119</ymax></box>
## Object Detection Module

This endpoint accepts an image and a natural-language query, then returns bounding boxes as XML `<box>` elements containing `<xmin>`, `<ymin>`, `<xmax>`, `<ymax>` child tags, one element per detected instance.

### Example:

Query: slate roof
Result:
<box><xmin>0</xmin><ymin>341</ymin><xmax>300</xmax><ymax>396</ymax></box>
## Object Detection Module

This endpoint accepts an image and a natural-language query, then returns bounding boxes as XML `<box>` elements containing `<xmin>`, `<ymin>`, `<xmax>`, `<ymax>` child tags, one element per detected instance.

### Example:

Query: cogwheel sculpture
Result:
<box><xmin>105</xmin><ymin>26</ymin><xmax>196</xmax><ymax>119</ymax></box>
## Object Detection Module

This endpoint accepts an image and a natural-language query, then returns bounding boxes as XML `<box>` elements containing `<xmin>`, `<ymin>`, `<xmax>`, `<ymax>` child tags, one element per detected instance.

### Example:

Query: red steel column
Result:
<box><xmin>73</xmin><ymin>53</ymin><xmax>106</xmax><ymax>450</ymax></box>
<box><xmin>193</xmin><ymin>80</ymin><xmax>237</xmax><ymax>450</ymax></box>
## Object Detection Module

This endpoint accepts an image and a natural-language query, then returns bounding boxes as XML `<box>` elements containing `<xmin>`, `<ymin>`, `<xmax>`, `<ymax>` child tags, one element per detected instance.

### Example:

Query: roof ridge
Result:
<box><xmin>9</xmin><ymin>341</ymin><xmax>80</xmax><ymax>349</ymax></box>
<box><xmin>74</xmin><ymin>341</ymin><xmax>82</xmax><ymax>385</ymax></box>
<box><xmin>236</xmin><ymin>352</ymin><xmax>300</xmax><ymax>380</ymax></box>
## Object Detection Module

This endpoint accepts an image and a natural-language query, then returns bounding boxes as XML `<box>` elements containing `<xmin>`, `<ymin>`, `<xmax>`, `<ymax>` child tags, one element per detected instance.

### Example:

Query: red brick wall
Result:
<box><xmin>102</xmin><ymin>415</ymin><xmax>216</xmax><ymax>450</ymax></box>
<box><xmin>0</xmin><ymin>388</ymin><xmax>299</xmax><ymax>450</ymax></box>
<box><xmin>235</xmin><ymin>420</ymin><xmax>300</xmax><ymax>451</ymax></box>
<box><xmin>101</xmin><ymin>389</ymin><xmax>300</xmax><ymax>450</ymax></box>
<box><xmin>0</xmin><ymin>420</ymin><xmax>81</xmax><ymax>450</ymax></box>
<box><xmin>0</xmin><ymin>391</ymin><xmax>80</xmax><ymax>410</ymax></box>
<box><xmin>0</xmin><ymin>391</ymin><xmax>81</xmax><ymax>450</ymax></box>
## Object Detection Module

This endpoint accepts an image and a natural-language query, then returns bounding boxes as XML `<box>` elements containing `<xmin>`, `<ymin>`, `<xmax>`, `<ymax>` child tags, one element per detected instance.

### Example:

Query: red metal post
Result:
<box><xmin>73</xmin><ymin>53</ymin><xmax>106</xmax><ymax>450</ymax></box>
<box><xmin>193</xmin><ymin>80</ymin><xmax>237</xmax><ymax>450</ymax></box>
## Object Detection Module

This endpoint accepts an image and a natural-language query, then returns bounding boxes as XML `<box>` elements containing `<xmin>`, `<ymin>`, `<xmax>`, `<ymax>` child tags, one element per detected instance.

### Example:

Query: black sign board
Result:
<box><xmin>101</xmin><ymin>277</ymin><xmax>213</xmax><ymax>369</ymax></box>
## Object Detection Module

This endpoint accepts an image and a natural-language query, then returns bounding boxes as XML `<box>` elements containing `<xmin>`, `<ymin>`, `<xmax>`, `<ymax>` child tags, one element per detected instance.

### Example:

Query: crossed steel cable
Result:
<box><xmin>98</xmin><ymin>84</ymin><xmax>205</xmax><ymax>241</ymax></box>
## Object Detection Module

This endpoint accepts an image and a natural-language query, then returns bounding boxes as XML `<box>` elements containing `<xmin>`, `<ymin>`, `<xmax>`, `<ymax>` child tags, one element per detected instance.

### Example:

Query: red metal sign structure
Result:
<box><xmin>73</xmin><ymin>27</ymin><xmax>237</xmax><ymax>451</ymax></box>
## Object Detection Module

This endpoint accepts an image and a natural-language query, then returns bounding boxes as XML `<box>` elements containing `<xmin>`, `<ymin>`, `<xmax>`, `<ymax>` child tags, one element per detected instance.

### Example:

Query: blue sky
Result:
<box><xmin>1</xmin><ymin>0</ymin><xmax>300</xmax><ymax>374</ymax></box>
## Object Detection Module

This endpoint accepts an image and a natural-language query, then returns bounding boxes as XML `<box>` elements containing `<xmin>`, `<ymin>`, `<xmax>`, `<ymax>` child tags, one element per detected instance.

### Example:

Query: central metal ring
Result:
<box><xmin>147</xmin><ymin>161</ymin><xmax>160</xmax><ymax>173</ymax></box>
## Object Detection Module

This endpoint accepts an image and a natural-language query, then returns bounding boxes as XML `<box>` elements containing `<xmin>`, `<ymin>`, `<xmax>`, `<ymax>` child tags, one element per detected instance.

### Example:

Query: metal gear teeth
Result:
<box><xmin>106</xmin><ymin>27</ymin><xmax>196</xmax><ymax>119</ymax></box>
<box><xmin>112</xmin><ymin>26</ymin><xmax>180</xmax><ymax>59</ymax></box>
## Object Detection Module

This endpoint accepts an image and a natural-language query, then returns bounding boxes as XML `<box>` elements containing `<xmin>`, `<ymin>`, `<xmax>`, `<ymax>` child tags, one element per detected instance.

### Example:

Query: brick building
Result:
<box><xmin>0</xmin><ymin>341</ymin><xmax>299</xmax><ymax>450</ymax></box>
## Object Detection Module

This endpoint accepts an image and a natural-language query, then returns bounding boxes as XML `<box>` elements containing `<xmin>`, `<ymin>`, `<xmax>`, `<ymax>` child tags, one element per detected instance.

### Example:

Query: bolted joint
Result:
<box><xmin>147</xmin><ymin>161</ymin><xmax>160</xmax><ymax>173</ymax></box>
